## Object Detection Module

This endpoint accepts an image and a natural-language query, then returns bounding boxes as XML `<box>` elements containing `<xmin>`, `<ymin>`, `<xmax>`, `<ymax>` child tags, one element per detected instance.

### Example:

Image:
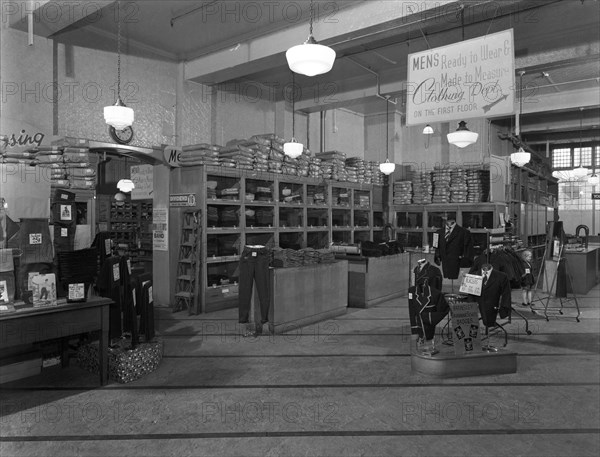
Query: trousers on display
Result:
<box><xmin>238</xmin><ymin>246</ymin><xmax>270</xmax><ymax>324</ymax></box>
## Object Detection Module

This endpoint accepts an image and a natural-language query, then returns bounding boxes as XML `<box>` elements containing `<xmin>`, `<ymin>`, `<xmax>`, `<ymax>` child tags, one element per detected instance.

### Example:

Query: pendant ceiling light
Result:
<box><xmin>285</xmin><ymin>0</ymin><xmax>336</xmax><ymax>77</ymax></box>
<box><xmin>573</xmin><ymin>107</ymin><xmax>589</xmax><ymax>178</ymax></box>
<box><xmin>379</xmin><ymin>97</ymin><xmax>396</xmax><ymax>175</ymax></box>
<box><xmin>447</xmin><ymin>120</ymin><xmax>478</xmax><ymax>148</ymax></box>
<box><xmin>588</xmin><ymin>173</ymin><xmax>599</xmax><ymax>186</ymax></box>
<box><xmin>283</xmin><ymin>73</ymin><xmax>304</xmax><ymax>159</ymax></box>
<box><xmin>511</xmin><ymin>71</ymin><xmax>531</xmax><ymax>167</ymax></box>
<box><xmin>423</xmin><ymin>124</ymin><xmax>434</xmax><ymax>149</ymax></box>
<box><xmin>117</xmin><ymin>178</ymin><xmax>135</xmax><ymax>193</ymax></box>
<box><xmin>104</xmin><ymin>1</ymin><xmax>134</xmax><ymax>130</ymax></box>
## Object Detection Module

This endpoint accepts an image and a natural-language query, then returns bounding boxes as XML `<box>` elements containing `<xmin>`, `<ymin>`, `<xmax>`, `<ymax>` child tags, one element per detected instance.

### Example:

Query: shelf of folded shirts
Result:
<box><xmin>206</xmin><ymin>255</ymin><xmax>241</xmax><ymax>264</ymax></box>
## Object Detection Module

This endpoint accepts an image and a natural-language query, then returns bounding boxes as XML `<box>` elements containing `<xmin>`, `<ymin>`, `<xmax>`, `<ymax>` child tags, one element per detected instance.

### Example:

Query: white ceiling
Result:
<box><xmin>12</xmin><ymin>0</ymin><xmax>600</xmax><ymax>146</ymax></box>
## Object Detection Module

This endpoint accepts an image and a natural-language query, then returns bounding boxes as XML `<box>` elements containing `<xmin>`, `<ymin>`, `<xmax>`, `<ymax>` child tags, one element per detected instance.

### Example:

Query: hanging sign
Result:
<box><xmin>450</xmin><ymin>301</ymin><xmax>482</xmax><ymax>356</ymax></box>
<box><xmin>163</xmin><ymin>145</ymin><xmax>182</xmax><ymax>167</ymax></box>
<box><xmin>459</xmin><ymin>273</ymin><xmax>483</xmax><ymax>296</ymax></box>
<box><xmin>131</xmin><ymin>164</ymin><xmax>154</xmax><ymax>200</ymax></box>
<box><xmin>591</xmin><ymin>193</ymin><xmax>600</xmax><ymax>200</ymax></box>
<box><xmin>169</xmin><ymin>194</ymin><xmax>197</xmax><ymax>207</ymax></box>
<box><xmin>406</xmin><ymin>29</ymin><xmax>515</xmax><ymax>125</ymax></box>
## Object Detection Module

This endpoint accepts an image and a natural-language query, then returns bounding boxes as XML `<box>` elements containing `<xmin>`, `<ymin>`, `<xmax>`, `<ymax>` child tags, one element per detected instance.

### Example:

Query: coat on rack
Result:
<box><xmin>414</xmin><ymin>261</ymin><xmax>442</xmax><ymax>291</ymax></box>
<box><xmin>408</xmin><ymin>281</ymin><xmax>449</xmax><ymax>340</ymax></box>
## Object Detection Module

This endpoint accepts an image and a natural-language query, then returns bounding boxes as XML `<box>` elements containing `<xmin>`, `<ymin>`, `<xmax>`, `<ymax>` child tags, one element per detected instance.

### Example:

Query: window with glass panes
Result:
<box><xmin>574</xmin><ymin>147</ymin><xmax>593</xmax><ymax>167</ymax></box>
<box><xmin>552</xmin><ymin>148</ymin><xmax>571</xmax><ymax>168</ymax></box>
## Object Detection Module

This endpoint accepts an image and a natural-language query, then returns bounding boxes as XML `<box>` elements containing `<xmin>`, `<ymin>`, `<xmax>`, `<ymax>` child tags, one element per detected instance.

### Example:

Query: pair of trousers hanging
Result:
<box><xmin>238</xmin><ymin>246</ymin><xmax>270</xmax><ymax>325</ymax></box>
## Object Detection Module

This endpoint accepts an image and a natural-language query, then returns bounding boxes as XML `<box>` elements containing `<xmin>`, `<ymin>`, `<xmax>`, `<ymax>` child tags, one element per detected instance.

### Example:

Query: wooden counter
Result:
<box><xmin>0</xmin><ymin>297</ymin><xmax>111</xmax><ymax>385</ymax></box>
<box><xmin>268</xmin><ymin>261</ymin><xmax>348</xmax><ymax>333</ymax></box>
<box><xmin>563</xmin><ymin>245</ymin><xmax>600</xmax><ymax>295</ymax></box>
<box><xmin>335</xmin><ymin>253</ymin><xmax>411</xmax><ymax>308</ymax></box>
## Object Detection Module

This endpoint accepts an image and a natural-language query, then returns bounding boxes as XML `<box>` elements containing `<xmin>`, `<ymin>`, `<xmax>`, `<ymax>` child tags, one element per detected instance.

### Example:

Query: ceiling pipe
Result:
<box><xmin>346</xmin><ymin>57</ymin><xmax>397</xmax><ymax>105</ymax></box>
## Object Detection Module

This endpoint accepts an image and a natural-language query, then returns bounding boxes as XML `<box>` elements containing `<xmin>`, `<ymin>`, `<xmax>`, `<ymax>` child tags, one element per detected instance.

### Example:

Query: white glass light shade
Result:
<box><xmin>283</xmin><ymin>139</ymin><xmax>303</xmax><ymax>158</ymax></box>
<box><xmin>114</xmin><ymin>192</ymin><xmax>127</xmax><ymax>203</ymax></box>
<box><xmin>286</xmin><ymin>40</ymin><xmax>336</xmax><ymax>77</ymax></box>
<box><xmin>573</xmin><ymin>166</ymin><xmax>589</xmax><ymax>178</ymax></box>
<box><xmin>588</xmin><ymin>174</ymin><xmax>599</xmax><ymax>186</ymax></box>
<box><xmin>422</xmin><ymin>125</ymin><xmax>434</xmax><ymax>135</ymax></box>
<box><xmin>447</xmin><ymin>121</ymin><xmax>478</xmax><ymax>148</ymax></box>
<box><xmin>104</xmin><ymin>101</ymin><xmax>134</xmax><ymax>130</ymax></box>
<box><xmin>117</xmin><ymin>178</ymin><xmax>135</xmax><ymax>193</ymax></box>
<box><xmin>379</xmin><ymin>159</ymin><xmax>396</xmax><ymax>175</ymax></box>
<box><xmin>510</xmin><ymin>148</ymin><xmax>531</xmax><ymax>167</ymax></box>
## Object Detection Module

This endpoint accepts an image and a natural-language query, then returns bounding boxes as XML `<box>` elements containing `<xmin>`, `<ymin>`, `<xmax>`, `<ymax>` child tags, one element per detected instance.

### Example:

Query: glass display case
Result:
<box><xmin>331</xmin><ymin>186</ymin><xmax>351</xmax><ymax>207</ymax></box>
<box><xmin>246</xmin><ymin>179</ymin><xmax>274</xmax><ymax>203</ymax></box>
<box><xmin>353</xmin><ymin>189</ymin><xmax>371</xmax><ymax>208</ymax></box>
<box><xmin>206</xmin><ymin>174</ymin><xmax>240</xmax><ymax>202</ymax></box>
<box><xmin>207</xmin><ymin>204</ymin><xmax>240</xmax><ymax>228</ymax></box>
<box><xmin>245</xmin><ymin>206</ymin><xmax>274</xmax><ymax>228</ymax></box>
<box><xmin>307</xmin><ymin>208</ymin><xmax>329</xmax><ymax>227</ymax></box>
<box><xmin>206</xmin><ymin>233</ymin><xmax>240</xmax><ymax>258</ymax></box>
<box><xmin>307</xmin><ymin>184</ymin><xmax>328</xmax><ymax>205</ymax></box>
<box><xmin>354</xmin><ymin>210</ymin><xmax>370</xmax><ymax>228</ymax></box>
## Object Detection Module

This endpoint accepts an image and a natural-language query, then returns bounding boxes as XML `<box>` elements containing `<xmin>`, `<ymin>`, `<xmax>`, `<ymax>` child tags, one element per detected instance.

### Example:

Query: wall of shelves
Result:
<box><xmin>171</xmin><ymin>166</ymin><xmax>385</xmax><ymax>312</ymax></box>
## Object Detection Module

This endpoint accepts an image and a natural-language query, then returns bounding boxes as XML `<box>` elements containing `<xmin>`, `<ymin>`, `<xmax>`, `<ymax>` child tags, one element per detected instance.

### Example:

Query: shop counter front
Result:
<box><xmin>0</xmin><ymin>297</ymin><xmax>111</xmax><ymax>385</ymax></box>
<box><xmin>563</xmin><ymin>244</ymin><xmax>600</xmax><ymax>295</ymax></box>
<box><xmin>268</xmin><ymin>261</ymin><xmax>348</xmax><ymax>333</ymax></box>
<box><xmin>336</xmin><ymin>253</ymin><xmax>411</xmax><ymax>308</ymax></box>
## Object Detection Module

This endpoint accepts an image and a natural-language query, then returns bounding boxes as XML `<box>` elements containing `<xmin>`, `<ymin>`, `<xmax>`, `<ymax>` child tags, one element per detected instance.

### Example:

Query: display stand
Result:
<box><xmin>530</xmin><ymin>222</ymin><xmax>581</xmax><ymax>322</ymax></box>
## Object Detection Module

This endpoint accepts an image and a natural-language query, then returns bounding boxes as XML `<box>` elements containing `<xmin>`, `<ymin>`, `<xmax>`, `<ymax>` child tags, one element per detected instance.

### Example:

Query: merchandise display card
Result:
<box><xmin>29</xmin><ymin>273</ymin><xmax>58</xmax><ymax>307</ymax></box>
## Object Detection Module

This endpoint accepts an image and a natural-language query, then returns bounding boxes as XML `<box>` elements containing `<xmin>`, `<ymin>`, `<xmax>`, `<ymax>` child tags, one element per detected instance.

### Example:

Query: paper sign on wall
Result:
<box><xmin>131</xmin><ymin>164</ymin><xmax>154</xmax><ymax>200</ymax></box>
<box><xmin>153</xmin><ymin>206</ymin><xmax>168</xmax><ymax>251</ymax></box>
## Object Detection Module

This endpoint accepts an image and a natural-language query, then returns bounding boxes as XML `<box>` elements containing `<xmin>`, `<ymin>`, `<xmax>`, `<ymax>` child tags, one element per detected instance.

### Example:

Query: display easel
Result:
<box><xmin>530</xmin><ymin>222</ymin><xmax>581</xmax><ymax>322</ymax></box>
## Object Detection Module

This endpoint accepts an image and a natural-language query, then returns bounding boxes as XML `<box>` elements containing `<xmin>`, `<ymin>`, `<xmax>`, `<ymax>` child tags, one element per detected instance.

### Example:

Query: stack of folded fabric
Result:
<box><xmin>207</xmin><ymin>207</ymin><xmax>219</xmax><ymax>226</ymax></box>
<box><xmin>466</xmin><ymin>169</ymin><xmax>490</xmax><ymax>202</ymax></box>
<box><xmin>57</xmin><ymin>248</ymin><xmax>98</xmax><ymax>296</ymax></box>
<box><xmin>301</xmin><ymin>248</ymin><xmax>321</xmax><ymax>266</ymax></box>
<box><xmin>179</xmin><ymin>143</ymin><xmax>221</xmax><ymax>167</ymax></box>
<box><xmin>316</xmin><ymin>249</ymin><xmax>336</xmax><ymax>264</ymax></box>
<box><xmin>255</xmin><ymin>186</ymin><xmax>273</xmax><ymax>202</ymax></box>
<box><xmin>345</xmin><ymin>158</ymin><xmax>368</xmax><ymax>183</ymax></box>
<box><xmin>411</xmin><ymin>170</ymin><xmax>433</xmax><ymax>204</ymax></box>
<box><xmin>62</xmin><ymin>147</ymin><xmax>95</xmax><ymax>190</ymax></box>
<box><xmin>308</xmin><ymin>156</ymin><xmax>323</xmax><ymax>179</ymax></box>
<box><xmin>281</xmin><ymin>156</ymin><xmax>299</xmax><ymax>176</ymax></box>
<box><xmin>296</xmin><ymin>154</ymin><xmax>310</xmax><ymax>177</ymax></box>
<box><xmin>206</xmin><ymin>181</ymin><xmax>218</xmax><ymax>199</ymax></box>
<box><xmin>449</xmin><ymin>168</ymin><xmax>468</xmax><ymax>203</ymax></box>
<box><xmin>218</xmin><ymin>207</ymin><xmax>239</xmax><ymax>227</ymax></box>
<box><xmin>431</xmin><ymin>168</ymin><xmax>452</xmax><ymax>203</ymax></box>
<box><xmin>316</xmin><ymin>151</ymin><xmax>347</xmax><ymax>182</ymax></box>
<box><xmin>307</xmin><ymin>186</ymin><xmax>327</xmax><ymax>205</ymax></box>
<box><xmin>35</xmin><ymin>146</ymin><xmax>67</xmax><ymax>187</ymax></box>
<box><xmin>345</xmin><ymin>166</ymin><xmax>359</xmax><ymax>183</ymax></box>
<box><xmin>220</xmin><ymin>143</ymin><xmax>255</xmax><ymax>170</ymax></box>
<box><xmin>332</xmin><ymin>187</ymin><xmax>350</xmax><ymax>206</ymax></box>
<box><xmin>393</xmin><ymin>181</ymin><xmax>413</xmax><ymax>204</ymax></box>
<box><xmin>369</xmin><ymin>161</ymin><xmax>385</xmax><ymax>186</ymax></box>
<box><xmin>218</xmin><ymin>187</ymin><xmax>240</xmax><ymax>201</ymax></box>
<box><xmin>0</xmin><ymin>138</ymin><xmax>38</xmax><ymax>165</ymax></box>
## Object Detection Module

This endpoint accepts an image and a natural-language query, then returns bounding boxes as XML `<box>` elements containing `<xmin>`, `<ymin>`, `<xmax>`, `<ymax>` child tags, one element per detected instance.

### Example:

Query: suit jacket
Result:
<box><xmin>474</xmin><ymin>269</ymin><xmax>512</xmax><ymax>326</ymax></box>
<box><xmin>435</xmin><ymin>224</ymin><xmax>473</xmax><ymax>279</ymax></box>
<box><xmin>414</xmin><ymin>262</ymin><xmax>442</xmax><ymax>292</ymax></box>
<box><xmin>408</xmin><ymin>283</ymin><xmax>450</xmax><ymax>339</ymax></box>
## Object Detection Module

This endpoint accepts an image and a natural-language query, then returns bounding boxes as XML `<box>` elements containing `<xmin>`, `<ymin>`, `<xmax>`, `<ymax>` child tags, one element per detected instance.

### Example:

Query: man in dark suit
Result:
<box><xmin>474</xmin><ymin>263</ymin><xmax>512</xmax><ymax>327</ymax></box>
<box><xmin>434</xmin><ymin>216</ymin><xmax>473</xmax><ymax>280</ymax></box>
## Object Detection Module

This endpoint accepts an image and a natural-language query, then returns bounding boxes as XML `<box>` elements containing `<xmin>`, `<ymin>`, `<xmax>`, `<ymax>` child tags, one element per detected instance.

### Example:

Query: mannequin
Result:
<box><xmin>434</xmin><ymin>216</ymin><xmax>473</xmax><ymax>285</ymax></box>
<box><xmin>408</xmin><ymin>259</ymin><xmax>448</xmax><ymax>356</ymax></box>
<box><xmin>414</xmin><ymin>258</ymin><xmax>442</xmax><ymax>291</ymax></box>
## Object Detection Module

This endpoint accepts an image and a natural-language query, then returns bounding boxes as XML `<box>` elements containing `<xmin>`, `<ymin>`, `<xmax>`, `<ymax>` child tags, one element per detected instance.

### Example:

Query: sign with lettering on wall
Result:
<box><xmin>406</xmin><ymin>29</ymin><xmax>515</xmax><ymax>126</ymax></box>
<box><xmin>131</xmin><ymin>164</ymin><xmax>154</xmax><ymax>200</ymax></box>
<box><xmin>163</xmin><ymin>145</ymin><xmax>182</xmax><ymax>167</ymax></box>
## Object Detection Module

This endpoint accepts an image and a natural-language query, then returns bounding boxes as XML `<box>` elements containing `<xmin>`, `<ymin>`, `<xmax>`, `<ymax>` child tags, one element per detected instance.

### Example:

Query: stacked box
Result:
<box><xmin>411</xmin><ymin>170</ymin><xmax>432</xmax><ymax>204</ymax></box>
<box><xmin>432</xmin><ymin>168</ymin><xmax>452</xmax><ymax>203</ymax></box>
<box><xmin>179</xmin><ymin>143</ymin><xmax>221</xmax><ymax>167</ymax></box>
<box><xmin>466</xmin><ymin>169</ymin><xmax>490</xmax><ymax>202</ymax></box>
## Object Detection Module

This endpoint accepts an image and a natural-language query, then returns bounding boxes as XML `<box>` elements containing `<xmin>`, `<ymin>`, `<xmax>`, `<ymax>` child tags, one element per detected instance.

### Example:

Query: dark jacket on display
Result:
<box><xmin>434</xmin><ymin>224</ymin><xmax>473</xmax><ymax>279</ymax></box>
<box><xmin>408</xmin><ymin>281</ymin><xmax>450</xmax><ymax>340</ymax></box>
<box><xmin>473</xmin><ymin>269</ymin><xmax>512</xmax><ymax>326</ymax></box>
<box><xmin>414</xmin><ymin>261</ymin><xmax>443</xmax><ymax>291</ymax></box>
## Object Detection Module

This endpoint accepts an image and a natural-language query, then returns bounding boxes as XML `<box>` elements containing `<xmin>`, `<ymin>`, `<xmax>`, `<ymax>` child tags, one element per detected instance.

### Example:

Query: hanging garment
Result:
<box><xmin>414</xmin><ymin>261</ymin><xmax>443</xmax><ymax>291</ymax></box>
<box><xmin>434</xmin><ymin>224</ymin><xmax>473</xmax><ymax>279</ymax></box>
<box><xmin>138</xmin><ymin>275</ymin><xmax>155</xmax><ymax>341</ymax></box>
<box><xmin>238</xmin><ymin>246</ymin><xmax>270</xmax><ymax>325</ymax></box>
<box><xmin>520</xmin><ymin>259</ymin><xmax>536</xmax><ymax>287</ymax></box>
<box><xmin>119</xmin><ymin>256</ymin><xmax>138</xmax><ymax>347</ymax></box>
<box><xmin>473</xmin><ymin>268</ymin><xmax>512</xmax><ymax>326</ymax></box>
<box><xmin>408</xmin><ymin>282</ymin><xmax>449</xmax><ymax>340</ymax></box>
<box><xmin>53</xmin><ymin>224</ymin><xmax>75</xmax><ymax>253</ymax></box>
<box><xmin>96</xmin><ymin>256</ymin><xmax>123</xmax><ymax>340</ymax></box>
<box><xmin>10</xmin><ymin>218</ymin><xmax>53</xmax><ymax>265</ymax></box>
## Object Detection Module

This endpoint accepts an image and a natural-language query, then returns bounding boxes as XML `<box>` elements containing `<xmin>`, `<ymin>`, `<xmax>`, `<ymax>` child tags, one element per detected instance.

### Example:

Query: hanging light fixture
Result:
<box><xmin>117</xmin><ymin>178</ymin><xmax>135</xmax><ymax>192</ymax></box>
<box><xmin>511</xmin><ymin>71</ymin><xmax>531</xmax><ymax>167</ymax></box>
<box><xmin>283</xmin><ymin>73</ymin><xmax>304</xmax><ymax>159</ymax></box>
<box><xmin>588</xmin><ymin>172</ymin><xmax>599</xmax><ymax>186</ymax></box>
<box><xmin>447</xmin><ymin>120</ymin><xmax>478</xmax><ymax>148</ymax></box>
<box><xmin>285</xmin><ymin>0</ymin><xmax>336</xmax><ymax>77</ymax></box>
<box><xmin>572</xmin><ymin>107</ymin><xmax>589</xmax><ymax>178</ymax></box>
<box><xmin>104</xmin><ymin>1</ymin><xmax>134</xmax><ymax>130</ymax></box>
<box><xmin>423</xmin><ymin>124</ymin><xmax>434</xmax><ymax>149</ymax></box>
<box><xmin>379</xmin><ymin>97</ymin><xmax>396</xmax><ymax>175</ymax></box>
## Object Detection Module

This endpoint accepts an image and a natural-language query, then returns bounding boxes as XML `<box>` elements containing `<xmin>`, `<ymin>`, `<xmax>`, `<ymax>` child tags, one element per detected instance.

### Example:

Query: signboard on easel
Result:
<box><xmin>450</xmin><ymin>301</ymin><xmax>482</xmax><ymax>356</ymax></box>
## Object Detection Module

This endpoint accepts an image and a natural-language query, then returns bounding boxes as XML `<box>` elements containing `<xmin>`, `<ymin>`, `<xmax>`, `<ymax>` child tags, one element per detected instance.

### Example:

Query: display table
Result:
<box><xmin>336</xmin><ymin>253</ymin><xmax>411</xmax><ymax>308</ymax></box>
<box><xmin>411</xmin><ymin>349</ymin><xmax>517</xmax><ymax>378</ymax></box>
<box><xmin>268</xmin><ymin>261</ymin><xmax>348</xmax><ymax>334</ymax></box>
<box><xmin>563</xmin><ymin>244</ymin><xmax>600</xmax><ymax>295</ymax></box>
<box><xmin>0</xmin><ymin>297</ymin><xmax>111</xmax><ymax>385</ymax></box>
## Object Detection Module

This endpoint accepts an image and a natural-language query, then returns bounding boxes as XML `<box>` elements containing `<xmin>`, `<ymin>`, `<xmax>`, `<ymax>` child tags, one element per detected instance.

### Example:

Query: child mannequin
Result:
<box><xmin>520</xmin><ymin>250</ymin><xmax>535</xmax><ymax>306</ymax></box>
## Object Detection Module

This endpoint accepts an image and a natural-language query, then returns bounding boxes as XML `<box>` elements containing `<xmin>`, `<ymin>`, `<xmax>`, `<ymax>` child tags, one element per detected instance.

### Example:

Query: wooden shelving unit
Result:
<box><xmin>171</xmin><ymin>165</ymin><xmax>384</xmax><ymax>313</ymax></box>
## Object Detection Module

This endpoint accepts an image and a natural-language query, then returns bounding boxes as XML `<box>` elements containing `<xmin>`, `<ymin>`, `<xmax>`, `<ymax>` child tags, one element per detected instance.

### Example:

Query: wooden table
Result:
<box><xmin>0</xmin><ymin>297</ymin><xmax>111</xmax><ymax>385</ymax></box>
